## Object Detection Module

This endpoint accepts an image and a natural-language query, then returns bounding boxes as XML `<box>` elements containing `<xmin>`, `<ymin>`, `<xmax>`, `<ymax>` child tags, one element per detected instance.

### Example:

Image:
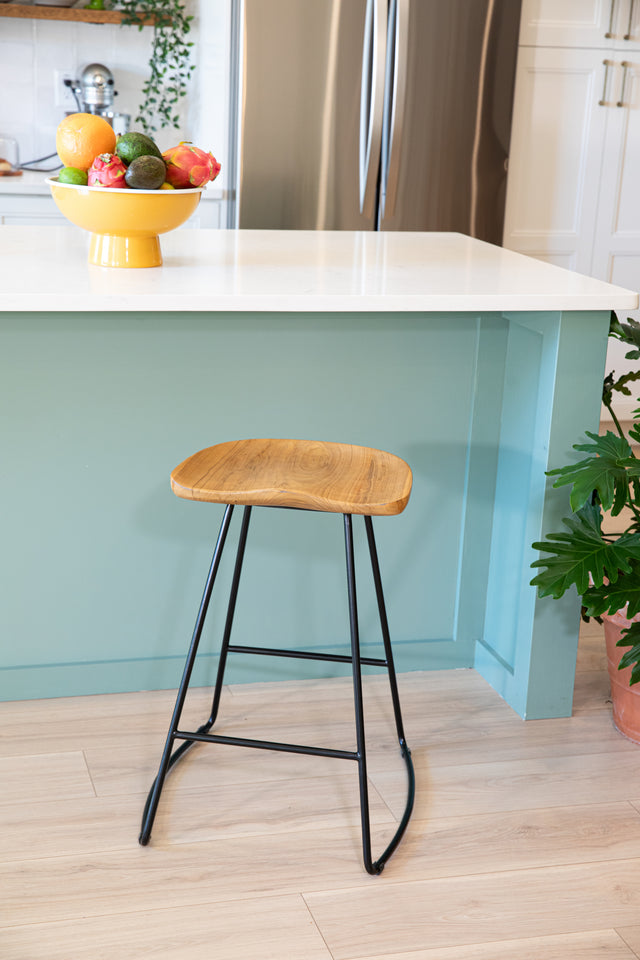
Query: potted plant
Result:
<box><xmin>117</xmin><ymin>0</ymin><xmax>196</xmax><ymax>134</ymax></box>
<box><xmin>531</xmin><ymin>312</ymin><xmax>640</xmax><ymax>741</ymax></box>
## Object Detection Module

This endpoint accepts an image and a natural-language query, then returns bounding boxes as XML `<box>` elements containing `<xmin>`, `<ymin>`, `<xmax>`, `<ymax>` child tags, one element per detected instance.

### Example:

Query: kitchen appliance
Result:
<box><xmin>231</xmin><ymin>0</ymin><xmax>522</xmax><ymax>241</ymax></box>
<box><xmin>68</xmin><ymin>63</ymin><xmax>130</xmax><ymax>135</ymax></box>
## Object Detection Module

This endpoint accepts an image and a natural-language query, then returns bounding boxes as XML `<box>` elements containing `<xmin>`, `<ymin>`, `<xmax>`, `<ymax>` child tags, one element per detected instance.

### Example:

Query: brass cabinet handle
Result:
<box><xmin>600</xmin><ymin>59</ymin><xmax>614</xmax><ymax>104</ymax></box>
<box><xmin>625</xmin><ymin>0</ymin><xmax>636</xmax><ymax>38</ymax></box>
<box><xmin>606</xmin><ymin>0</ymin><xmax>617</xmax><ymax>37</ymax></box>
<box><xmin>617</xmin><ymin>60</ymin><xmax>631</xmax><ymax>106</ymax></box>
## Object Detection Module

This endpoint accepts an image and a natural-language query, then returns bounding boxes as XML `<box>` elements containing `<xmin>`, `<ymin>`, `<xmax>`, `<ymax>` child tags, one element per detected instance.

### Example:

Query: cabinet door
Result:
<box><xmin>592</xmin><ymin>57</ymin><xmax>640</xmax><ymax>304</ymax></box>
<box><xmin>519</xmin><ymin>0</ymin><xmax>617</xmax><ymax>47</ymax></box>
<box><xmin>503</xmin><ymin>46</ymin><xmax>608</xmax><ymax>272</ymax></box>
<box><xmin>613</xmin><ymin>0</ymin><xmax>640</xmax><ymax>49</ymax></box>
<box><xmin>520</xmin><ymin>0</ymin><xmax>640</xmax><ymax>50</ymax></box>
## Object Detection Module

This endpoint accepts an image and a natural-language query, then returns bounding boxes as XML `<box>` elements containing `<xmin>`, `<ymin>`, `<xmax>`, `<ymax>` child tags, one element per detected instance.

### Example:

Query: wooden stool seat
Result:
<box><xmin>170</xmin><ymin>438</ymin><xmax>412</xmax><ymax>516</ymax></box>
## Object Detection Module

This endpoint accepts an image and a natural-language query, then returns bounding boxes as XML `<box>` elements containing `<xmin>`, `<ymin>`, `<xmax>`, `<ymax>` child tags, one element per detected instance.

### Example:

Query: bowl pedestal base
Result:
<box><xmin>89</xmin><ymin>233</ymin><xmax>162</xmax><ymax>268</ymax></box>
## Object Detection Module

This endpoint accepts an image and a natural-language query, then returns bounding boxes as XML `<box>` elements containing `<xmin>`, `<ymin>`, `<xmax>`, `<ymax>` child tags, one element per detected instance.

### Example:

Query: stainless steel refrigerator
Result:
<box><xmin>229</xmin><ymin>0</ymin><xmax>522</xmax><ymax>242</ymax></box>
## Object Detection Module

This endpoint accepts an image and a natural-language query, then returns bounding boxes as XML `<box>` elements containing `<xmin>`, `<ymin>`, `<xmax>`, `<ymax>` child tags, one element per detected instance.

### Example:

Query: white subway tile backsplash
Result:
<box><xmin>0</xmin><ymin>0</ymin><xmax>228</xmax><ymax>173</ymax></box>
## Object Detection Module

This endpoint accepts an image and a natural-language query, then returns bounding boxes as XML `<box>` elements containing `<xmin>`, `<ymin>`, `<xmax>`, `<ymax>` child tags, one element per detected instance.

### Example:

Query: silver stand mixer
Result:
<box><xmin>67</xmin><ymin>63</ymin><xmax>130</xmax><ymax>136</ymax></box>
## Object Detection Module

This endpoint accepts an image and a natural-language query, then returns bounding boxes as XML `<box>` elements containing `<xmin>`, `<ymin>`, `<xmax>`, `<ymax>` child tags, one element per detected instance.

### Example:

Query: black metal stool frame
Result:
<box><xmin>139</xmin><ymin>503</ymin><xmax>415</xmax><ymax>875</ymax></box>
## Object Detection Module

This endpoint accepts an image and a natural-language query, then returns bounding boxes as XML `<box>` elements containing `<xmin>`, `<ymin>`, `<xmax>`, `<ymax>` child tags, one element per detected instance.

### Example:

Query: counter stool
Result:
<box><xmin>139</xmin><ymin>438</ymin><xmax>415</xmax><ymax>875</ymax></box>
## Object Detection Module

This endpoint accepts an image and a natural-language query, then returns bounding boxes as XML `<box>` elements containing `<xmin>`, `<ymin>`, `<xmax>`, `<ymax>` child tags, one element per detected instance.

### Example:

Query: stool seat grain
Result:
<box><xmin>170</xmin><ymin>438</ymin><xmax>412</xmax><ymax>516</ymax></box>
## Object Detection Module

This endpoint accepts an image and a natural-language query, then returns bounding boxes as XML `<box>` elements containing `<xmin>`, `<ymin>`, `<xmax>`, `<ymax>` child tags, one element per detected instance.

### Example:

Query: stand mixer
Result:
<box><xmin>67</xmin><ymin>63</ymin><xmax>130</xmax><ymax>135</ymax></box>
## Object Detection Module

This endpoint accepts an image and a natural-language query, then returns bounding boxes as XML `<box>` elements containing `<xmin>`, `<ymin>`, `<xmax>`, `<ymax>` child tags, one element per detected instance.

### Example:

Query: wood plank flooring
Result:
<box><xmin>2</xmin><ymin>620</ymin><xmax>640</xmax><ymax>958</ymax></box>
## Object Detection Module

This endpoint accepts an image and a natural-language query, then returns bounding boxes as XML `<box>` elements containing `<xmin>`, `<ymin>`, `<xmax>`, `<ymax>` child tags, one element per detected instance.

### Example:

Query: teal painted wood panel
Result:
<box><xmin>474</xmin><ymin>309</ymin><xmax>611</xmax><ymax>718</ymax></box>
<box><xmin>1</xmin><ymin>310</ymin><xmax>482</xmax><ymax>702</ymax></box>
<box><xmin>1</xmin><ymin>307</ymin><xmax>611</xmax><ymax>717</ymax></box>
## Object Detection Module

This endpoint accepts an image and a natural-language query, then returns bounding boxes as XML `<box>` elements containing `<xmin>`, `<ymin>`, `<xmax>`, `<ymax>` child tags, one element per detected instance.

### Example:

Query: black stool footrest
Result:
<box><xmin>175</xmin><ymin>728</ymin><xmax>359</xmax><ymax>762</ymax></box>
<box><xmin>227</xmin><ymin>643</ymin><xmax>387</xmax><ymax>668</ymax></box>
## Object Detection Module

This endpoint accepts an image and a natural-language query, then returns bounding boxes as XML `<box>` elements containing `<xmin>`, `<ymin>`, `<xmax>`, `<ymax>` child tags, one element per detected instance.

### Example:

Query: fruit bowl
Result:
<box><xmin>46</xmin><ymin>178</ymin><xmax>204</xmax><ymax>268</ymax></box>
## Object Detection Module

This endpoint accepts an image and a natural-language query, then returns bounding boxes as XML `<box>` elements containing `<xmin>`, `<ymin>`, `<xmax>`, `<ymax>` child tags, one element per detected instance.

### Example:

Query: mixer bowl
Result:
<box><xmin>47</xmin><ymin>178</ymin><xmax>203</xmax><ymax>268</ymax></box>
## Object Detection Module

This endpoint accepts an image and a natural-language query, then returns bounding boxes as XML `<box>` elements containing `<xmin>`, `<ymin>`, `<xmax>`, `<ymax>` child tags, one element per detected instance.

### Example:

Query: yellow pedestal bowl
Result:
<box><xmin>47</xmin><ymin>179</ymin><xmax>204</xmax><ymax>268</ymax></box>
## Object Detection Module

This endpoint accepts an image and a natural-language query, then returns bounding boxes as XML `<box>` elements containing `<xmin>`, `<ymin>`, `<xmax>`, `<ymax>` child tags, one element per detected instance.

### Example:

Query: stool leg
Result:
<box><xmin>344</xmin><ymin>513</ymin><xmax>415</xmax><ymax>875</ymax></box>
<box><xmin>343</xmin><ymin>513</ymin><xmax>379</xmax><ymax>875</ymax></box>
<box><xmin>139</xmin><ymin>503</ymin><xmax>238</xmax><ymax>845</ymax></box>
<box><xmin>364</xmin><ymin>514</ymin><xmax>415</xmax><ymax>866</ymax></box>
<box><xmin>205</xmin><ymin>505</ymin><xmax>252</xmax><ymax>727</ymax></box>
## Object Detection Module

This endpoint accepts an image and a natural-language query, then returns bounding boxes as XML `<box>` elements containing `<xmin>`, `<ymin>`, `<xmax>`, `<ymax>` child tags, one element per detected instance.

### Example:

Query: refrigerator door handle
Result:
<box><xmin>380</xmin><ymin>0</ymin><xmax>409</xmax><ymax>220</ymax></box>
<box><xmin>359</xmin><ymin>0</ymin><xmax>388</xmax><ymax>216</ymax></box>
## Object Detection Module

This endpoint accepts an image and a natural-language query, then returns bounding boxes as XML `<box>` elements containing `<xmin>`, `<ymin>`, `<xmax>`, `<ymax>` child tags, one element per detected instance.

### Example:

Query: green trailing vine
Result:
<box><xmin>117</xmin><ymin>0</ymin><xmax>196</xmax><ymax>134</ymax></box>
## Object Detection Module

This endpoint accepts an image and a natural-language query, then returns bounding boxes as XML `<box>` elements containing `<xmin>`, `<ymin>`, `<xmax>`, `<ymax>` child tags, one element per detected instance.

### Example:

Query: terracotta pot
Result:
<box><xmin>603</xmin><ymin>612</ymin><xmax>640</xmax><ymax>744</ymax></box>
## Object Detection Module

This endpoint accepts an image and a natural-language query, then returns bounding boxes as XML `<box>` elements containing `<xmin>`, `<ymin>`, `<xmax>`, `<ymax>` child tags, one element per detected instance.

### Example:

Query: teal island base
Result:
<box><xmin>0</xmin><ymin>306</ymin><xmax>611</xmax><ymax>718</ymax></box>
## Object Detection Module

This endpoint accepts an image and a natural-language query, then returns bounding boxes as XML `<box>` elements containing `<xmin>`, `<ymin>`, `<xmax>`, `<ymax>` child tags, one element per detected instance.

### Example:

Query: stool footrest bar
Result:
<box><xmin>175</xmin><ymin>729</ymin><xmax>359</xmax><ymax>761</ymax></box>
<box><xmin>227</xmin><ymin>643</ymin><xmax>387</xmax><ymax>667</ymax></box>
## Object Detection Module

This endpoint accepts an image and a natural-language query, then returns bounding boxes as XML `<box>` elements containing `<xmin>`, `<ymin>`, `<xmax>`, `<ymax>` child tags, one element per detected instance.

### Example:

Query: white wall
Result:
<box><xmin>0</xmin><ymin>0</ymin><xmax>231</xmax><ymax>190</ymax></box>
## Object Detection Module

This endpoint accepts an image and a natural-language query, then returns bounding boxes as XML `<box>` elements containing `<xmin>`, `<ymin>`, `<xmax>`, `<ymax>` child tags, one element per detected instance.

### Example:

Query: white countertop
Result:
<box><xmin>1</xmin><ymin>226</ymin><xmax>637</xmax><ymax>313</ymax></box>
<box><xmin>0</xmin><ymin>170</ymin><xmax>61</xmax><ymax>195</ymax></box>
<box><xmin>0</xmin><ymin>170</ymin><xmax>223</xmax><ymax>200</ymax></box>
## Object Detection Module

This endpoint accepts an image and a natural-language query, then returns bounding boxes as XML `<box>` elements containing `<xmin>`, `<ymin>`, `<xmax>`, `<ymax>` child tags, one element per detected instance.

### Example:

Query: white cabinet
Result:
<box><xmin>591</xmin><ymin>58</ymin><xmax>640</xmax><ymax>289</ymax></box>
<box><xmin>505</xmin><ymin>22</ymin><xmax>640</xmax><ymax>280</ymax></box>
<box><xmin>505</xmin><ymin>7</ymin><xmax>640</xmax><ymax>414</ymax></box>
<box><xmin>503</xmin><ymin>46</ymin><xmax>609</xmax><ymax>271</ymax></box>
<box><xmin>519</xmin><ymin>0</ymin><xmax>640</xmax><ymax>50</ymax></box>
<box><xmin>0</xmin><ymin>190</ymin><xmax>226</xmax><ymax>228</ymax></box>
<box><xmin>0</xmin><ymin>194</ymin><xmax>66</xmax><ymax>226</ymax></box>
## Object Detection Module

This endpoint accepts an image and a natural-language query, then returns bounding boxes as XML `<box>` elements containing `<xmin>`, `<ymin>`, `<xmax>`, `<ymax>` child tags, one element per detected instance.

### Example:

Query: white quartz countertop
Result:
<box><xmin>1</xmin><ymin>226</ymin><xmax>637</xmax><ymax>313</ymax></box>
<box><xmin>0</xmin><ymin>170</ymin><xmax>223</xmax><ymax>200</ymax></box>
<box><xmin>0</xmin><ymin>170</ymin><xmax>62</xmax><ymax>195</ymax></box>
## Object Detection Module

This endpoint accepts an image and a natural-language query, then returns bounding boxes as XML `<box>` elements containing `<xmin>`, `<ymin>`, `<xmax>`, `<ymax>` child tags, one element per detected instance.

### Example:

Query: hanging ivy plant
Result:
<box><xmin>117</xmin><ymin>0</ymin><xmax>196</xmax><ymax>134</ymax></box>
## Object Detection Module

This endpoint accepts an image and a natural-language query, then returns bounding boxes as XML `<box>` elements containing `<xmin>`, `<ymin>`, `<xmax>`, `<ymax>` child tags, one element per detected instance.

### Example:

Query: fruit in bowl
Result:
<box><xmin>50</xmin><ymin>114</ymin><xmax>221</xmax><ymax>267</ymax></box>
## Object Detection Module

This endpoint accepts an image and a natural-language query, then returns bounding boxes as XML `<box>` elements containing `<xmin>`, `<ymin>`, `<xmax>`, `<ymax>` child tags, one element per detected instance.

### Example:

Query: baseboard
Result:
<box><xmin>0</xmin><ymin>638</ymin><xmax>467</xmax><ymax>702</ymax></box>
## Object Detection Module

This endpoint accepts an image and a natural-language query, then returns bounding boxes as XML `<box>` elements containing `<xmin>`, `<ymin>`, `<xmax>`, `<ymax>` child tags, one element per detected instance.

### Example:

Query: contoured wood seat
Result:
<box><xmin>170</xmin><ymin>438</ymin><xmax>413</xmax><ymax>515</ymax></box>
<box><xmin>140</xmin><ymin>437</ymin><xmax>415</xmax><ymax>876</ymax></box>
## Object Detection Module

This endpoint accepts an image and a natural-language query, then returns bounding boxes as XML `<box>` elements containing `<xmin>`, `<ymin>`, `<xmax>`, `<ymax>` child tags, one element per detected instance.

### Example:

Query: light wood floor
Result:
<box><xmin>3</xmin><ymin>620</ymin><xmax>640</xmax><ymax>959</ymax></box>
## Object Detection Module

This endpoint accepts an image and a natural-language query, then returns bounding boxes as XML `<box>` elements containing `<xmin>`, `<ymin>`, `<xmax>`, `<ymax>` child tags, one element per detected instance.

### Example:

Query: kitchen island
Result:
<box><xmin>1</xmin><ymin>226</ymin><xmax>636</xmax><ymax>718</ymax></box>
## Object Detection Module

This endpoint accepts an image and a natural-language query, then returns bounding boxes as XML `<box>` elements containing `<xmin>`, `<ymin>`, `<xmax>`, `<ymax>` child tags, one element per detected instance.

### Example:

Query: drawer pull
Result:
<box><xmin>599</xmin><ymin>59</ymin><xmax>614</xmax><ymax>105</ymax></box>
<box><xmin>617</xmin><ymin>60</ymin><xmax>631</xmax><ymax>106</ymax></box>
<box><xmin>625</xmin><ymin>0</ymin><xmax>636</xmax><ymax>38</ymax></box>
<box><xmin>606</xmin><ymin>0</ymin><xmax>617</xmax><ymax>37</ymax></box>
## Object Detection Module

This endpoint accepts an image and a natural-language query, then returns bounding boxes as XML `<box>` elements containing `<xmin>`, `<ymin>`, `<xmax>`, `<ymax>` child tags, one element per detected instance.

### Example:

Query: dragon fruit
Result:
<box><xmin>87</xmin><ymin>153</ymin><xmax>128</xmax><ymax>188</ymax></box>
<box><xmin>161</xmin><ymin>142</ymin><xmax>221</xmax><ymax>189</ymax></box>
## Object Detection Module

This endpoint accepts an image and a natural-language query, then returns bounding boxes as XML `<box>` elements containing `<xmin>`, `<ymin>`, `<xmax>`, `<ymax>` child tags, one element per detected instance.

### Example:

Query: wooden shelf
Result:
<box><xmin>0</xmin><ymin>4</ymin><xmax>154</xmax><ymax>25</ymax></box>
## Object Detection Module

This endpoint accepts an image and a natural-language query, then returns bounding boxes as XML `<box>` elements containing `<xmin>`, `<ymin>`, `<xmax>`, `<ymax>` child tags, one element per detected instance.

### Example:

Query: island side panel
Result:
<box><xmin>475</xmin><ymin>309</ymin><xmax>611</xmax><ymax>719</ymax></box>
<box><xmin>1</xmin><ymin>309</ymin><xmax>482</xmax><ymax>702</ymax></box>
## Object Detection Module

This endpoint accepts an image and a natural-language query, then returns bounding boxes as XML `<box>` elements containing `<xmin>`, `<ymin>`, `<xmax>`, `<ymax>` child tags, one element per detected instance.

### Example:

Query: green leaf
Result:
<box><xmin>531</xmin><ymin>502</ymin><xmax>640</xmax><ymax>598</ymax></box>
<box><xmin>582</xmin><ymin>562</ymin><xmax>640</xmax><ymax>618</ymax></box>
<box><xmin>548</xmin><ymin>431</ymin><xmax>633</xmax><ymax>513</ymax></box>
<box><xmin>616</xmin><ymin>621</ymin><xmax>640</xmax><ymax>685</ymax></box>
<box><xmin>603</xmin><ymin>369</ymin><xmax>640</xmax><ymax>403</ymax></box>
<box><xmin>609</xmin><ymin>312</ymin><xmax>640</xmax><ymax>352</ymax></box>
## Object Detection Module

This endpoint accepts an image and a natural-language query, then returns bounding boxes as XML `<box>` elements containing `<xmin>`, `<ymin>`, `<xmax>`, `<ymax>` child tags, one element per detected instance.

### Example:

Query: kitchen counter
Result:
<box><xmin>1</xmin><ymin>226</ymin><xmax>634</xmax><ymax>312</ymax></box>
<box><xmin>0</xmin><ymin>169</ymin><xmax>62</xmax><ymax>195</ymax></box>
<box><xmin>1</xmin><ymin>226</ymin><xmax>636</xmax><ymax>718</ymax></box>
<box><xmin>0</xmin><ymin>169</ymin><xmax>225</xmax><ymax>200</ymax></box>
<box><xmin>0</xmin><ymin>173</ymin><xmax>225</xmax><ymax>226</ymax></box>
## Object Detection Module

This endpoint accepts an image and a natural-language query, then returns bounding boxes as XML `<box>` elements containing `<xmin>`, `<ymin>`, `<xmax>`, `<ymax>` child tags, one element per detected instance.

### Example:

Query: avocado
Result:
<box><xmin>124</xmin><ymin>155</ymin><xmax>167</xmax><ymax>190</ymax></box>
<box><xmin>115</xmin><ymin>131</ymin><xmax>163</xmax><ymax>166</ymax></box>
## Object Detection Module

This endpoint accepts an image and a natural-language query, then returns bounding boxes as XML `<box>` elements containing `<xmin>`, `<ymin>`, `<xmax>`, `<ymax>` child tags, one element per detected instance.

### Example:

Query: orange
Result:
<box><xmin>56</xmin><ymin>113</ymin><xmax>117</xmax><ymax>170</ymax></box>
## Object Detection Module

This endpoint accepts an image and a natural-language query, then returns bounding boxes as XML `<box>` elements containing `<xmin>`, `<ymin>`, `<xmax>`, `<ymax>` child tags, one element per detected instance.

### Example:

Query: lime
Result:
<box><xmin>115</xmin><ymin>132</ymin><xmax>163</xmax><ymax>166</ymax></box>
<box><xmin>58</xmin><ymin>166</ymin><xmax>89</xmax><ymax>185</ymax></box>
<box><xmin>159</xmin><ymin>182</ymin><xmax>175</xmax><ymax>190</ymax></box>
